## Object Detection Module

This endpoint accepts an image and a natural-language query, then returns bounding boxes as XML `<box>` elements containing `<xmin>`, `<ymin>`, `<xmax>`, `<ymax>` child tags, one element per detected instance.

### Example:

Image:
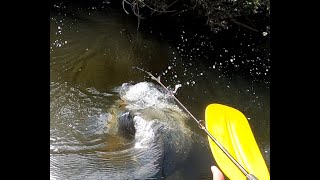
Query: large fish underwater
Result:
<box><xmin>50</xmin><ymin>81</ymin><xmax>205</xmax><ymax>180</ymax></box>
<box><xmin>105</xmin><ymin>81</ymin><xmax>194</xmax><ymax>179</ymax></box>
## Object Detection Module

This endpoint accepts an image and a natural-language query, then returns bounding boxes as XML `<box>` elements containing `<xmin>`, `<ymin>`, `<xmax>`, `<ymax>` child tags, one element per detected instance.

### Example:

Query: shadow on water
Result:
<box><xmin>50</xmin><ymin>1</ymin><xmax>269</xmax><ymax>179</ymax></box>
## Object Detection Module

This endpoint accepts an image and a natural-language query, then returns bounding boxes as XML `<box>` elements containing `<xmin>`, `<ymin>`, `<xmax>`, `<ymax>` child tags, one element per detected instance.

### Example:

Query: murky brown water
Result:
<box><xmin>50</xmin><ymin>3</ymin><xmax>269</xmax><ymax>180</ymax></box>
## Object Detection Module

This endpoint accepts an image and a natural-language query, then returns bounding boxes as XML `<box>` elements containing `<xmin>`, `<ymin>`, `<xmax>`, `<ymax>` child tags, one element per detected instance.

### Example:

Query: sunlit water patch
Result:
<box><xmin>50</xmin><ymin>79</ymin><xmax>208</xmax><ymax>179</ymax></box>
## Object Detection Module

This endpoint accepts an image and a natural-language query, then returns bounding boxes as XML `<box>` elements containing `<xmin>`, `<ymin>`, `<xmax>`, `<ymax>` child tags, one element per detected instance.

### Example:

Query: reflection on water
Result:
<box><xmin>50</xmin><ymin>2</ymin><xmax>269</xmax><ymax>180</ymax></box>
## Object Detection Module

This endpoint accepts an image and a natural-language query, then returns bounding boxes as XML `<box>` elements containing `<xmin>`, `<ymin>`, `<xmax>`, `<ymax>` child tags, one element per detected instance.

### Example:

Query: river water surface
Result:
<box><xmin>50</xmin><ymin>2</ymin><xmax>270</xmax><ymax>180</ymax></box>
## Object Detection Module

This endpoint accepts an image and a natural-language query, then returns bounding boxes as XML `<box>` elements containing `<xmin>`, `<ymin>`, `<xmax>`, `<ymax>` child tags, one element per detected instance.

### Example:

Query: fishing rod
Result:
<box><xmin>134</xmin><ymin>67</ymin><xmax>258</xmax><ymax>180</ymax></box>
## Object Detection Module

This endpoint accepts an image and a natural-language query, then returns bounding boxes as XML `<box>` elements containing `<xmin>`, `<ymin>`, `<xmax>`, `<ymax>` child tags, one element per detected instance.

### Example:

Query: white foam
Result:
<box><xmin>133</xmin><ymin>116</ymin><xmax>155</xmax><ymax>149</ymax></box>
<box><xmin>120</xmin><ymin>82</ymin><xmax>173</xmax><ymax>110</ymax></box>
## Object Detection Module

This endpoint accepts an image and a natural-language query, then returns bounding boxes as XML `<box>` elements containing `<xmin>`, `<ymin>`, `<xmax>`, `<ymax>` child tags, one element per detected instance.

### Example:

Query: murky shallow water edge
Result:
<box><xmin>50</xmin><ymin>4</ymin><xmax>269</xmax><ymax>180</ymax></box>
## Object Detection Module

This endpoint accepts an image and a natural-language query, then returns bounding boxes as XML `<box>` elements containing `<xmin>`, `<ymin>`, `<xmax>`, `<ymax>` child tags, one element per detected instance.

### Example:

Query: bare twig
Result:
<box><xmin>140</xmin><ymin>0</ymin><xmax>176</xmax><ymax>14</ymax></box>
<box><xmin>229</xmin><ymin>15</ymin><xmax>259</xmax><ymax>32</ymax></box>
<box><xmin>122</xmin><ymin>0</ymin><xmax>131</xmax><ymax>14</ymax></box>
